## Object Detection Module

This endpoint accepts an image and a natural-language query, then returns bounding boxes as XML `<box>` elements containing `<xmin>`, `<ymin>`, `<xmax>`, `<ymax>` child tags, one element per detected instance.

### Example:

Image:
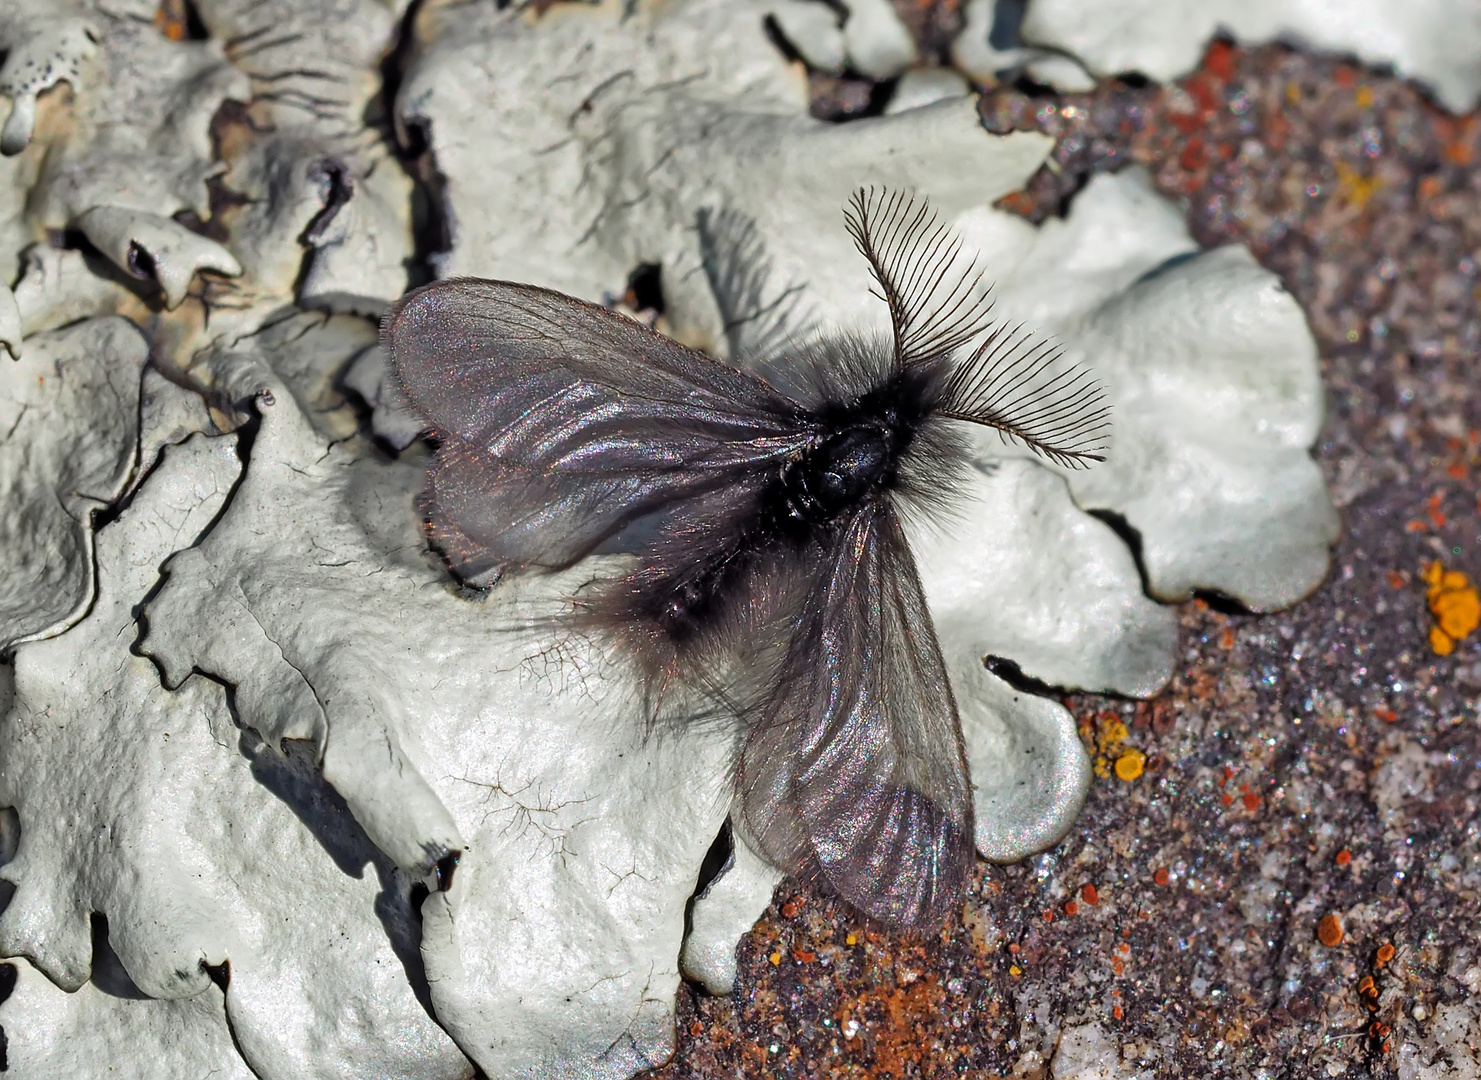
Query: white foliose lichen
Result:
<box><xmin>0</xmin><ymin>0</ymin><xmax>1337</xmax><ymax>1076</ymax></box>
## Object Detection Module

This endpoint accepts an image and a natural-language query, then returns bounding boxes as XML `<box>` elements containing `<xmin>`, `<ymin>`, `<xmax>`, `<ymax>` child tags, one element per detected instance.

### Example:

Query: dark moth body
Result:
<box><xmin>383</xmin><ymin>189</ymin><xmax>1109</xmax><ymax>929</ymax></box>
<box><xmin>641</xmin><ymin>365</ymin><xmax>936</xmax><ymax>645</ymax></box>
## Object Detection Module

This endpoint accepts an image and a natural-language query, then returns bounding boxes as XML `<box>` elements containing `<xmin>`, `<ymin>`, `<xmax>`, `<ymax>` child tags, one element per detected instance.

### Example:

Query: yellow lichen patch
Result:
<box><xmin>1082</xmin><ymin>711</ymin><xmax>1143</xmax><ymax>781</ymax></box>
<box><xmin>1422</xmin><ymin>560</ymin><xmax>1481</xmax><ymax>655</ymax></box>
<box><xmin>1332</xmin><ymin>161</ymin><xmax>1382</xmax><ymax>211</ymax></box>
<box><xmin>1114</xmin><ymin>749</ymin><xmax>1147</xmax><ymax>782</ymax></box>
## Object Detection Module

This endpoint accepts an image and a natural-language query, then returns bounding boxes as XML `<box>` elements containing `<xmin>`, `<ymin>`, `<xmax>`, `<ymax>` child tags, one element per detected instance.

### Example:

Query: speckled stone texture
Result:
<box><xmin>652</xmin><ymin>31</ymin><xmax>1481</xmax><ymax>1080</ymax></box>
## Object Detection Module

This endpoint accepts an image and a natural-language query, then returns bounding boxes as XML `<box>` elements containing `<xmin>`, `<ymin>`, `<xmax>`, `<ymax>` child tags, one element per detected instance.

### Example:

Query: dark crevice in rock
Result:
<box><xmin>302</xmin><ymin>158</ymin><xmax>354</xmax><ymax>247</ymax></box>
<box><xmin>378</xmin><ymin>0</ymin><xmax>451</xmax><ymax>290</ymax></box>
<box><xmin>0</xmin><ymin>959</ymin><xmax>14</xmax><ymax>1071</ymax></box>
<box><xmin>1086</xmin><ymin>507</ymin><xmax>1154</xmax><ymax>598</ymax></box>
<box><xmin>89</xmin><ymin>913</ymin><xmax>150</xmax><ymax>1000</ymax></box>
<box><xmin>988</xmin><ymin>0</ymin><xmax>1026</xmax><ymax>50</ymax></box>
<box><xmin>434</xmin><ymin>851</ymin><xmax>460</xmax><ymax>892</ymax></box>
<box><xmin>809</xmin><ymin>71</ymin><xmax>896</xmax><ymax>122</ymax></box>
<box><xmin>982</xmin><ymin>654</ymin><xmax>1069</xmax><ymax>699</ymax></box>
<box><xmin>692</xmin><ymin>818</ymin><xmax>735</xmax><ymax>903</ymax></box>
<box><xmin>623</xmin><ymin>262</ymin><xmax>666</xmax><ymax>317</ymax></box>
<box><xmin>760</xmin><ymin>13</ymin><xmax>806</xmax><ymax>68</ymax></box>
<box><xmin>125</xmin><ymin>241</ymin><xmax>156</xmax><ymax>284</ymax></box>
<box><xmin>680</xmin><ymin>819</ymin><xmax>736</xmax><ymax>977</ymax></box>
<box><xmin>0</xmin><ymin>673</ymin><xmax>12</xmax><ymax>738</ymax></box>
<box><xmin>1195</xmin><ymin>588</ymin><xmax>1256</xmax><ymax>616</ymax></box>
<box><xmin>50</xmin><ymin>230</ymin><xmax>166</xmax><ymax>310</ymax></box>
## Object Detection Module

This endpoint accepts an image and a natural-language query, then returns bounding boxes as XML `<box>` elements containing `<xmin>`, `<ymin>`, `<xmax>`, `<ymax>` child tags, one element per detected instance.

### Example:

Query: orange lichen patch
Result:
<box><xmin>1115</xmin><ymin>749</ymin><xmax>1146</xmax><ymax>781</ymax></box>
<box><xmin>1178</xmin><ymin>72</ymin><xmax>1221</xmax><ymax>119</ymax></box>
<box><xmin>1317</xmin><ymin>913</ymin><xmax>1344</xmax><ymax>947</ymax></box>
<box><xmin>1063</xmin><ymin>900</ymin><xmax>1079</xmax><ymax>916</ymax></box>
<box><xmin>996</xmin><ymin>190</ymin><xmax>1038</xmax><ymax>218</ymax></box>
<box><xmin>1427</xmin><ymin>493</ymin><xmax>1448</xmax><ymax>529</ymax></box>
<box><xmin>1042</xmin><ymin>909</ymin><xmax>1054</xmax><ymax>922</ymax></box>
<box><xmin>1180</xmin><ymin>135</ymin><xmax>1208</xmax><ymax>171</ymax></box>
<box><xmin>1112</xmin><ymin>958</ymin><xmax>1124</xmax><ymax>976</ymax></box>
<box><xmin>1219</xmin><ymin>628</ymin><xmax>1236</xmax><ymax>649</ymax></box>
<box><xmin>1242</xmin><ymin>791</ymin><xmax>1260</xmax><ymax>812</ymax></box>
<box><xmin>1221</xmin><ymin>793</ymin><xmax>1234</xmax><ymax>805</ymax></box>
<box><xmin>154</xmin><ymin>0</ymin><xmax>190</xmax><ymax>41</ymax></box>
<box><xmin>1406</xmin><ymin>518</ymin><xmax>1429</xmax><ymax>533</ymax></box>
<box><xmin>833</xmin><ymin>966</ymin><xmax>953</xmax><ymax>1078</ymax></box>
<box><xmin>1265</xmin><ymin>108</ymin><xmax>1290</xmax><ymax>149</ymax></box>
<box><xmin>1423</xmin><ymin>560</ymin><xmax>1481</xmax><ymax>655</ymax></box>
<box><xmin>1168</xmin><ymin>108</ymin><xmax>1202</xmax><ymax>135</ymax></box>
<box><xmin>1375</xmin><ymin>707</ymin><xmax>1398</xmax><ymax>723</ymax></box>
<box><xmin>1082</xmin><ymin>884</ymin><xmax>1100</xmax><ymax>906</ymax></box>
<box><xmin>1441</xmin><ymin>120</ymin><xmax>1476</xmax><ymax>165</ymax></box>
<box><xmin>1112</xmin><ymin>1005</ymin><xmax>1124</xmax><ymax>1020</ymax></box>
<box><xmin>1448</xmin><ymin>462</ymin><xmax>1468</xmax><ymax>479</ymax></box>
<box><xmin>1375</xmin><ymin>942</ymin><xmax>1395</xmax><ymax>967</ymax></box>
<box><xmin>795</xmin><ymin>950</ymin><xmax>816</xmax><ymax>964</ymax></box>
<box><xmin>1153</xmin><ymin>867</ymin><xmax>1170</xmax><ymax>887</ymax></box>
<box><xmin>1202</xmin><ymin>39</ymin><xmax>1237</xmax><ymax>80</ymax></box>
<box><xmin>1335</xmin><ymin>849</ymin><xmax>1353</xmax><ymax>866</ymax></box>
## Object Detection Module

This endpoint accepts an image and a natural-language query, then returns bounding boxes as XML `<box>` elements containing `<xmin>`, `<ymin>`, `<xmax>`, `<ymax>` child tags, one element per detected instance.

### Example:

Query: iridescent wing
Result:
<box><xmin>383</xmin><ymin>278</ymin><xmax>813</xmax><ymax>576</ymax></box>
<box><xmin>738</xmin><ymin>503</ymin><xmax>975</xmax><ymax>928</ymax></box>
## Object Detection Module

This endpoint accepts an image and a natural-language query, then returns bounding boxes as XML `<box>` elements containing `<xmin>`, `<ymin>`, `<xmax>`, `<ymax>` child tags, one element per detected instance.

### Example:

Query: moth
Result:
<box><xmin>382</xmin><ymin>188</ymin><xmax>1109</xmax><ymax>929</ymax></box>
